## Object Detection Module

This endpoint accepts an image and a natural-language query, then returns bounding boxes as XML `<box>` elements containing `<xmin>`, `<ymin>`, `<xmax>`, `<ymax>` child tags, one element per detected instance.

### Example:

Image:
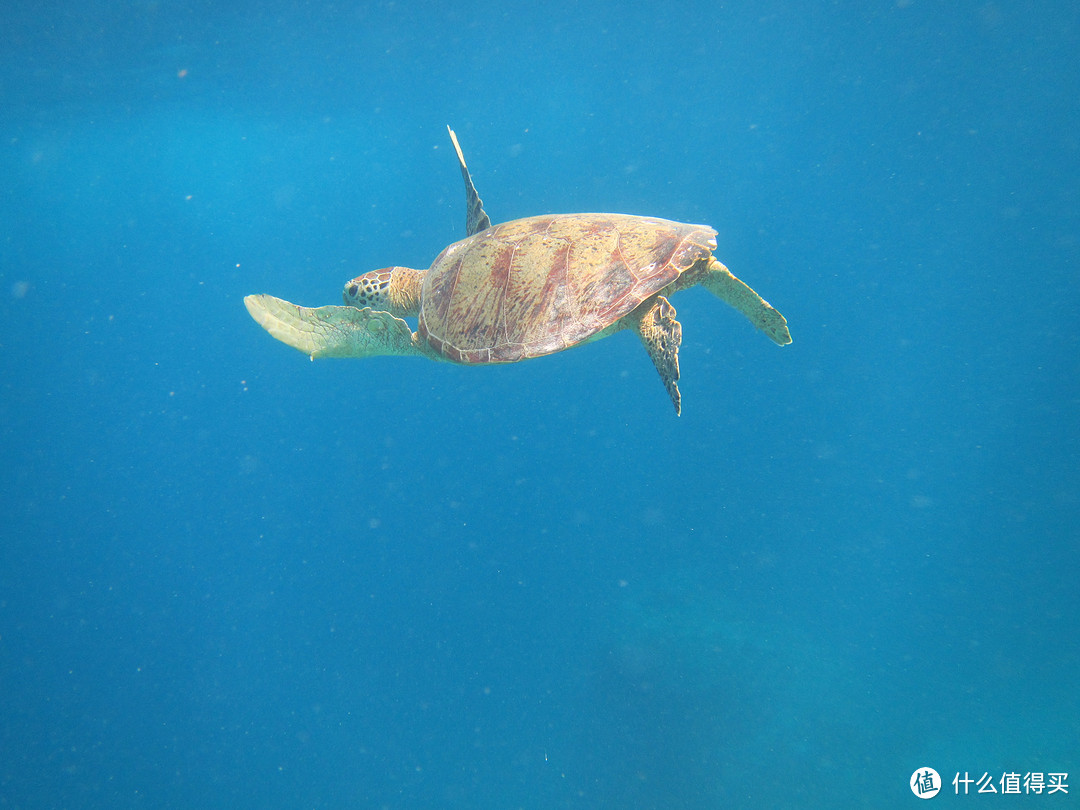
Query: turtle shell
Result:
<box><xmin>418</xmin><ymin>213</ymin><xmax>717</xmax><ymax>364</ymax></box>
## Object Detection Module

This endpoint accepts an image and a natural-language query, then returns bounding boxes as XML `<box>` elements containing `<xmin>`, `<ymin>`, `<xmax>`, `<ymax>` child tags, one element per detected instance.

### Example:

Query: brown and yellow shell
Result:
<box><xmin>418</xmin><ymin>213</ymin><xmax>716</xmax><ymax>364</ymax></box>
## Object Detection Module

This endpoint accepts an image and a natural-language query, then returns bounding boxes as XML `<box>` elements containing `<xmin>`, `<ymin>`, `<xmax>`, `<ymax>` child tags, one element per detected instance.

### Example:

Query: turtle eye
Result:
<box><xmin>346</xmin><ymin>283</ymin><xmax>359</xmax><ymax>298</ymax></box>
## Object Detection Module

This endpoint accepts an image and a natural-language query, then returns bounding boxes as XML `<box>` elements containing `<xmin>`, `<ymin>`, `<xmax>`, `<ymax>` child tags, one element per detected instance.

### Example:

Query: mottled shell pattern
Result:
<box><xmin>418</xmin><ymin>213</ymin><xmax>717</xmax><ymax>364</ymax></box>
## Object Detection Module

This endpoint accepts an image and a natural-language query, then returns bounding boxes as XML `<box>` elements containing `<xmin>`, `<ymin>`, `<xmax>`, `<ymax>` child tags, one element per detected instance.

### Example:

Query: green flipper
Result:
<box><xmin>447</xmin><ymin>126</ymin><xmax>492</xmax><ymax>236</ymax></box>
<box><xmin>702</xmin><ymin>259</ymin><xmax>792</xmax><ymax>346</ymax></box>
<box><xmin>243</xmin><ymin>294</ymin><xmax>423</xmax><ymax>359</ymax></box>
<box><xmin>635</xmin><ymin>295</ymin><xmax>683</xmax><ymax>416</ymax></box>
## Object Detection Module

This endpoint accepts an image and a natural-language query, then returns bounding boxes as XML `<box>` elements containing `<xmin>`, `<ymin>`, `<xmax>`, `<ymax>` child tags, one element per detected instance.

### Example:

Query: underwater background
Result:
<box><xmin>1</xmin><ymin>1</ymin><xmax>1078</xmax><ymax>807</ymax></box>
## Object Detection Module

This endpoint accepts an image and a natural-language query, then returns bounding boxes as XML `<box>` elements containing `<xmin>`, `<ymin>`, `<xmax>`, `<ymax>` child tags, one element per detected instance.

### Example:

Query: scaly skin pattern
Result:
<box><xmin>343</xmin><ymin>266</ymin><xmax>423</xmax><ymax>317</ymax></box>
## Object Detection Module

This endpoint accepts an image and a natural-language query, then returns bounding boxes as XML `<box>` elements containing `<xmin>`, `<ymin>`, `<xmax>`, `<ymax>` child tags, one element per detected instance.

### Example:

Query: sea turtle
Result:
<box><xmin>245</xmin><ymin>127</ymin><xmax>791</xmax><ymax>415</ymax></box>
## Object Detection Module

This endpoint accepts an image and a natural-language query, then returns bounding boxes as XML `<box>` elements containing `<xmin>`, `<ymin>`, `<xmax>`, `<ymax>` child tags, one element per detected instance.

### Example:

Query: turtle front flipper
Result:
<box><xmin>702</xmin><ymin>259</ymin><xmax>792</xmax><ymax>346</ymax></box>
<box><xmin>447</xmin><ymin>126</ymin><xmax>492</xmax><ymax>236</ymax></box>
<box><xmin>244</xmin><ymin>294</ymin><xmax>425</xmax><ymax>359</ymax></box>
<box><xmin>635</xmin><ymin>295</ymin><xmax>683</xmax><ymax>416</ymax></box>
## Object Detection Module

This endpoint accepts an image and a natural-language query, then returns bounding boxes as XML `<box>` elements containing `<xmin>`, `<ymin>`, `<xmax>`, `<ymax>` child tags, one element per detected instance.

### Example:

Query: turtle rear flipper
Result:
<box><xmin>244</xmin><ymin>294</ymin><xmax>423</xmax><ymax>359</ymax></box>
<box><xmin>702</xmin><ymin>259</ymin><xmax>791</xmax><ymax>346</ymax></box>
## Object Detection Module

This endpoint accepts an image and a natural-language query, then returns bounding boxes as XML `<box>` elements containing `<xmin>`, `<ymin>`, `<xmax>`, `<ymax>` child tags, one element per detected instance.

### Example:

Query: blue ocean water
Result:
<box><xmin>1</xmin><ymin>1</ymin><xmax>1077</xmax><ymax>807</ymax></box>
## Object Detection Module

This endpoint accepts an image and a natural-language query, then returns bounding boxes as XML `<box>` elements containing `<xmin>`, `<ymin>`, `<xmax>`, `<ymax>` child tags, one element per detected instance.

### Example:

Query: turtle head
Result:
<box><xmin>343</xmin><ymin>266</ymin><xmax>424</xmax><ymax>317</ymax></box>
